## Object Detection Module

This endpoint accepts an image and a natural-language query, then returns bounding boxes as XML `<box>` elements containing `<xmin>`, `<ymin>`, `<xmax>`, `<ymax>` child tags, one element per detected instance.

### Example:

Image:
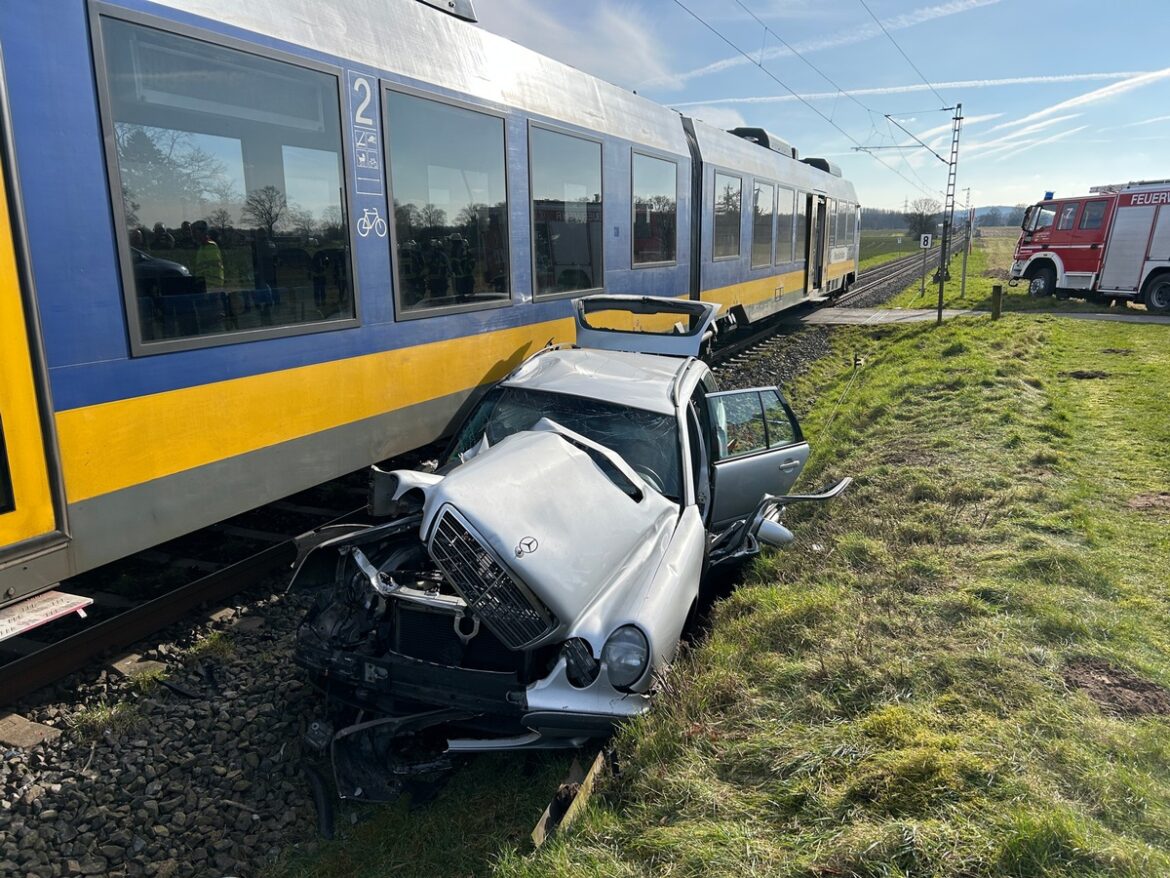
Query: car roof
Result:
<box><xmin>502</xmin><ymin>348</ymin><xmax>689</xmax><ymax>415</ymax></box>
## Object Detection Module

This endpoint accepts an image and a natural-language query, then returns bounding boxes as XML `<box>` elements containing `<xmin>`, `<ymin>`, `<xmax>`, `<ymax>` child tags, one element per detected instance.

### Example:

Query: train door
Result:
<box><xmin>808</xmin><ymin>195</ymin><xmax>827</xmax><ymax>292</ymax></box>
<box><xmin>0</xmin><ymin>52</ymin><xmax>66</xmax><ymax>580</ymax></box>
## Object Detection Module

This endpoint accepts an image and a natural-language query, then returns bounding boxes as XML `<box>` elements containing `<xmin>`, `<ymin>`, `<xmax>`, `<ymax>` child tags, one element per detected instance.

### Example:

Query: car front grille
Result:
<box><xmin>427</xmin><ymin>507</ymin><xmax>556</xmax><ymax>650</ymax></box>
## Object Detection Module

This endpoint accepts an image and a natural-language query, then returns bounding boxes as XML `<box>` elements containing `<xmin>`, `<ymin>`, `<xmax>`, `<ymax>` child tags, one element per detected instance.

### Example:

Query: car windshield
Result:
<box><xmin>446</xmin><ymin>386</ymin><xmax>682</xmax><ymax>501</ymax></box>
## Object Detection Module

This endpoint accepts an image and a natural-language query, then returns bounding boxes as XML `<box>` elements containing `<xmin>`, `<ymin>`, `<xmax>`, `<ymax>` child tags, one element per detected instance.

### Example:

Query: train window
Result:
<box><xmin>0</xmin><ymin>417</ymin><xmax>14</xmax><ymax>515</ymax></box>
<box><xmin>386</xmin><ymin>92</ymin><xmax>510</xmax><ymax>313</ymax></box>
<box><xmin>794</xmin><ymin>194</ymin><xmax>808</xmax><ymax>262</ymax></box>
<box><xmin>1080</xmin><ymin>200</ymin><xmax>1108</xmax><ymax>230</ymax></box>
<box><xmin>632</xmin><ymin>153</ymin><xmax>678</xmax><ymax>265</ymax></box>
<box><xmin>96</xmin><ymin>17</ymin><xmax>354</xmax><ymax>350</ymax></box>
<box><xmin>751</xmin><ymin>182</ymin><xmax>775</xmax><ymax>268</ymax></box>
<box><xmin>776</xmin><ymin>187</ymin><xmax>795</xmax><ymax>264</ymax></box>
<box><xmin>827</xmin><ymin>200</ymin><xmax>837</xmax><ymax>249</ymax></box>
<box><xmin>713</xmin><ymin>172</ymin><xmax>742</xmax><ymax>260</ymax></box>
<box><xmin>1057</xmin><ymin>204</ymin><xmax>1077</xmax><ymax>231</ymax></box>
<box><xmin>530</xmin><ymin>127</ymin><xmax>603</xmax><ymax>296</ymax></box>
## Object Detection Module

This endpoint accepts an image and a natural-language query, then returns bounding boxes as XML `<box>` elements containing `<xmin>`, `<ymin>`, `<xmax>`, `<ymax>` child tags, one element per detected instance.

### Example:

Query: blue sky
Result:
<box><xmin>475</xmin><ymin>0</ymin><xmax>1170</xmax><ymax>210</ymax></box>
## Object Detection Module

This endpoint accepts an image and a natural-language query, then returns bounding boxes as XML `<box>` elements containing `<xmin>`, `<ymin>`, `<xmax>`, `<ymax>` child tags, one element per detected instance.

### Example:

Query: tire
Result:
<box><xmin>1143</xmin><ymin>275</ymin><xmax>1170</xmax><ymax>313</ymax></box>
<box><xmin>1028</xmin><ymin>265</ymin><xmax>1056</xmax><ymax>297</ymax></box>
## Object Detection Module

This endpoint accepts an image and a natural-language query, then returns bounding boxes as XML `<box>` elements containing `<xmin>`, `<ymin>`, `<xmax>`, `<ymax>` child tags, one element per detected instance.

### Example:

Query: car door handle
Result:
<box><xmin>779</xmin><ymin>459</ymin><xmax>800</xmax><ymax>471</ymax></box>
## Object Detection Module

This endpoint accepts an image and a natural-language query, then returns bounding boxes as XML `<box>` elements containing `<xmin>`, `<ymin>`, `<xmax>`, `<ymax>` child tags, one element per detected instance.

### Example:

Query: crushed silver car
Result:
<box><xmin>290</xmin><ymin>296</ymin><xmax>848</xmax><ymax>798</ymax></box>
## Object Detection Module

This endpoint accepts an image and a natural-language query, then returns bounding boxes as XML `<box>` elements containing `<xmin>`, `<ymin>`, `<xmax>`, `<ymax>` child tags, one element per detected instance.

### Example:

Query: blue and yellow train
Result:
<box><xmin>0</xmin><ymin>0</ymin><xmax>859</xmax><ymax>609</ymax></box>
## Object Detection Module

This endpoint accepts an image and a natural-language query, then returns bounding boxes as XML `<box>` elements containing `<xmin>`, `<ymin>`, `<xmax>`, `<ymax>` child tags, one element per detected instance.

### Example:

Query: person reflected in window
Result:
<box><xmin>191</xmin><ymin>220</ymin><xmax>230</xmax><ymax>329</ymax></box>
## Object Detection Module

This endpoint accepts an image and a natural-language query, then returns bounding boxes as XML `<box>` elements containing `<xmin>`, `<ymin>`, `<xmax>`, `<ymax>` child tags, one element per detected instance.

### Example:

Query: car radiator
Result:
<box><xmin>427</xmin><ymin>507</ymin><xmax>556</xmax><ymax>650</ymax></box>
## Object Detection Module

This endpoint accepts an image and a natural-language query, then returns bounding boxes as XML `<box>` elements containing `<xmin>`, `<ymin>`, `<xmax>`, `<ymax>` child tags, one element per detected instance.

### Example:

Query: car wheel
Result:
<box><xmin>1028</xmin><ymin>266</ymin><xmax>1056</xmax><ymax>297</ymax></box>
<box><xmin>1143</xmin><ymin>276</ymin><xmax>1170</xmax><ymax>313</ymax></box>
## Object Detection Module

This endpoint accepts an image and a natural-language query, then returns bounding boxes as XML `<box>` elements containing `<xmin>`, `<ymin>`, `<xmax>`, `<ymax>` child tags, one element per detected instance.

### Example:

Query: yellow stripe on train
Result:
<box><xmin>54</xmin><ymin>265</ymin><xmax>849</xmax><ymax>505</ymax></box>
<box><xmin>700</xmin><ymin>268</ymin><xmax>808</xmax><ymax>310</ymax></box>
<box><xmin>55</xmin><ymin>318</ymin><xmax>577</xmax><ymax>504</ymax></box>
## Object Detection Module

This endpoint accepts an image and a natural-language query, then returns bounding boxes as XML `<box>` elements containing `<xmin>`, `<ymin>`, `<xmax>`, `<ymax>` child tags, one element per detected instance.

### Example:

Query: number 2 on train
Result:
<box><xmin>353</xmin><ymin>77</ymin><xmax>374</xmax><ymax>126</ymax></box>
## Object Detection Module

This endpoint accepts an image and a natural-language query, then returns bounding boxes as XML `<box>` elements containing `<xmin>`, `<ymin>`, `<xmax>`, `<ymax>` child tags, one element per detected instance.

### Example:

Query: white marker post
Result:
<box><xmin>919</xmin><ymin>233</ymin><xmax>932</xmax><ymax>298</ymax></box>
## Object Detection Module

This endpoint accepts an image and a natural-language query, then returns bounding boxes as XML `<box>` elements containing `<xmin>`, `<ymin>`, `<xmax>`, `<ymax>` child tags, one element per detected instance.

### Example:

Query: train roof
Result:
<box><xmin>687</xmin><ymin>117</ymin><xmax>858</xmax><ymax>202</ymax></box>
<box><xmin>149</xmin><ymin>0</ymin><xmax>691</xmax><ymax>158</ymax></box>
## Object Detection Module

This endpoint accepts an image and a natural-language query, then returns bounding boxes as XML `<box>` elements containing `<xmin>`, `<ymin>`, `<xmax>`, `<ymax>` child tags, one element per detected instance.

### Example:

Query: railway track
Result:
<box><xmin>0</xmin><ymin>475</ymin><xmax>379</xmax><ymax>705</ymax></box>
<box><xmin>710</xmin><ymin>236</ymin><xmax>967</xmax><ymax>367</ymax></box>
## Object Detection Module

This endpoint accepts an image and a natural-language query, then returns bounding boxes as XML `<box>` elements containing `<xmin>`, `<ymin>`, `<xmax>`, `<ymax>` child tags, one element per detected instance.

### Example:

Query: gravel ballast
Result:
<box><xmin>2</xmin><ymin>584</ymin><xmax>321</xmax><ymax>878</ymax></box>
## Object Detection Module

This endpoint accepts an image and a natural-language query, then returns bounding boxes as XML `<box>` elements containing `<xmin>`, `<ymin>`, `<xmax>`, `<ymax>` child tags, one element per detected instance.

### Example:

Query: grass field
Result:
<box><xmin>883</xmin><ymin>227</ymin><xmax>1139</xmax><ymax>314</ymax></box>
<box><xmin>859</xmin><ymin>229</ymin><xmax>920</xmax><ymax>271</ymax></box>
<box><xmin>488</xmin><ymin>315</ymin><xmax>1170</xmax><ymax>878</ymax></box>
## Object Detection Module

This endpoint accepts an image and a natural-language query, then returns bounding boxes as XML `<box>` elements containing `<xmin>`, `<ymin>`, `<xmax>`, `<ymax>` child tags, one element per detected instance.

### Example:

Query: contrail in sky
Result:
<box><xmin>671</xmin><ymin>72</ymin><xmax>1148</xmax><ymax>107</ymax></box>
<box><xmin>648</xmin><ymin>0</ymin><xmax>1003</xmax><ymax>88</ymax></box>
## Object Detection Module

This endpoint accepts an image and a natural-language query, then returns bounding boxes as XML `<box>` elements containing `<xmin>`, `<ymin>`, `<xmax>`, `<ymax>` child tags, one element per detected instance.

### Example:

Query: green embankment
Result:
<box><xmin>883</xmin><ymin>229</ymin><xmax>1128</xmax><ymax>314</ymax></box>
<box><xmin>279</xmin><ymin>314</ymin><xmax>1170</xmax><ymax>878</ymax></box>
<box><xmin>859</xmin><ymin>230</ymin><xmax>919</xmax><ymax>271</ymax></box>
<box><xmin>496</xmin><ymin>316</ymin><xmax>1170</xmax><ymax>877</ymax></box>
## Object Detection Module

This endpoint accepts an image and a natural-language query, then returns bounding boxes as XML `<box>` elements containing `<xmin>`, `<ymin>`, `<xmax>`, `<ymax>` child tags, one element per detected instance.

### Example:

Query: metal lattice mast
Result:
<box><xmin>936</xmin><ymin>103</ymin><xmax>963</xmax><ymax>323</ymax></box>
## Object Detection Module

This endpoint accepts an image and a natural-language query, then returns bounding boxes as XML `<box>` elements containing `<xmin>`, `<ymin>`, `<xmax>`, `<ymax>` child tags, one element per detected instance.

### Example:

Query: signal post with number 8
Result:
<box><xmin>919</xmin><ymin>233</ymin><xmax>932</xmax><ymax>298</ymax></box>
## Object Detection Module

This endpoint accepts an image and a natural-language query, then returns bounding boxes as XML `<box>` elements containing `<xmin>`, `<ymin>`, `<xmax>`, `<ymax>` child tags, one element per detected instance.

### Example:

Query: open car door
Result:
<box><xmin>707</xmin><ymin>387</ymin><xmax>809</xmax><ymax>529</ymax></box>
<box><xmin>573</xmin><ymin>295</ymin><xmax>720</xmax><ymax>358</ymax></box>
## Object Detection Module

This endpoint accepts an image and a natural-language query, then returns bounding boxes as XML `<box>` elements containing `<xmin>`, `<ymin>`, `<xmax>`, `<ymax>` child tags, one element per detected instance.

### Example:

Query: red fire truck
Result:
<box><xmin>1009</xmin><ymin>180</ymin><xmax>1170</xmax><ymax>312</ymax></box>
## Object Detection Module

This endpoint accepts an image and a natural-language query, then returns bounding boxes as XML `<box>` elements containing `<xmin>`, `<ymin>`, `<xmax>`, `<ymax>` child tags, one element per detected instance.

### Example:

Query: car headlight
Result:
<box><xmin>602</xmin><ymin>626</ymin><xmax>649</xmax><ymax>691</ymax></box>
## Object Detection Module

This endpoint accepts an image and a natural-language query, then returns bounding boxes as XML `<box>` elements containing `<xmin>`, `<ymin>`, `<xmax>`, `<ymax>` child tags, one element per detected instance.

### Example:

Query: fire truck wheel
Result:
<box><xmin>1028</xmin><ymin>266</ymin><xmax>1056</xmax><ymax>297</ymax></box>
<box><xmin>1143</xmin><ymin>276</ymin><xmax>1170</xmax><ymax>313</ymax></box>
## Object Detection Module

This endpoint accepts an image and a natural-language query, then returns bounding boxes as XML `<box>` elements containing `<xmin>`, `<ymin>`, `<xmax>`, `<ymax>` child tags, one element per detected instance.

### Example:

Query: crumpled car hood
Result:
<box><xmin>410</xmin><ymin>429</ymin><xmax>679</xmax><ymax>640</ymax></box>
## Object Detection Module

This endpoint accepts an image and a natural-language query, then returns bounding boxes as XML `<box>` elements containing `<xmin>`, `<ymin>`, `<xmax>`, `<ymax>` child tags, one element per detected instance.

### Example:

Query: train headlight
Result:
<box><xmin>602</xmin><ymin>626</ymin><xmax>649</xmax><ymax>691</ymax></box>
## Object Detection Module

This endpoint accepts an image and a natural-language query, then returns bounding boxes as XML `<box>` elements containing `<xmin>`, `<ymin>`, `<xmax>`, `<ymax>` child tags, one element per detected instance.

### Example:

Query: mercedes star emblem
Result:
<box><xmin>515</xmin><ymin>536</ymin><xmax>539</xmax><ymax>557</ymax></box>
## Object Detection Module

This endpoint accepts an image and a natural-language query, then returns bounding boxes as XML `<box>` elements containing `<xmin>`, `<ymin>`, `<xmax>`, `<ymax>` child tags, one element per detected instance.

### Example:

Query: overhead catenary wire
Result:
<box><xmin>856</xmin><ymin>0</ymin><xmax>948</xmax><ymax>106</ymax></box>
<box><xmin>669</xmin><ymin>0</ymin><xmax>941</xmax><ymax>199</ymax></box>
<box><xmin>715</xmin><ymin>0</ymin><xmax>946</xmax><ymax>196</ymax></box>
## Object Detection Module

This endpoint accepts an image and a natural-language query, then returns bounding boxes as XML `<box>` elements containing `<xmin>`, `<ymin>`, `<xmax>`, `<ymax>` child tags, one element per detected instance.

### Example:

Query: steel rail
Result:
<box><xmin>710</xmin><ymin>236</ymin><xmax>967</xmax><ymax>366</ymax></box>
<box><xmin>0</xmin><ymin>542</ymin><xmax>295</xmax><ymax>704</ymax></box>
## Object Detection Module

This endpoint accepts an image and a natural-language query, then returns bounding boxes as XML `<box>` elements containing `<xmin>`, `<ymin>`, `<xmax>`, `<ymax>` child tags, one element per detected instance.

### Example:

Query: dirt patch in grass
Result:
<box><xmin>981</xmin><ymin>267</ymin><xmax>1012</xmax><ymax>280</ymax></box>
<box><xmin>1101</xmin><ymin>348</ymin><xmax>1134</xmax><ymax>355</ymax></box>
<box><xmin>1063</xmin><ymin>658</ymin><xmax>1170</xmax><ymax>717</ymax></box>
<box><xmin>1060</xmin><ymin>369</ymin><xmax>1110</xmax><ymax>380</ymax></box>
<box><xmin>1127</xmin><ymin>493</ymin><xmax>1170</xmax><ymax>512</ymax></box>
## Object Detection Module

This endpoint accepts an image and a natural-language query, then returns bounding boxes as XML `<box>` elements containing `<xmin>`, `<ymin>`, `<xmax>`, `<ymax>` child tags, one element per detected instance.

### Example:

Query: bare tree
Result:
<box><xmin>207</xmin><ymin>207</ymin><xmax>233</xmax><ymax>236</ymax></box>
<box><xmin>904</xmin><ymin>197</ymin><xmax>941</xmax><ymax>238</ymax></box>
<box><xmin>242</xmin><ymin>185</ymin><xmax>287</xmax><ymax>237</ymax></box>
<box><xmin>979</xmin><ymin>207</ymin><xmax>1004</xmax><ymax>228</ymax></box>
<box><xmin>419</xmin><ymin>203</ymin><xmax>447</xmax><ymax>229</ymax></box>
<box><xmin>319</xmin><ymin>205</ymin><xmax>344</xmax><ymax>239</ymax></box>
<box><xmin>286</xmin><ymin>205</ymin><xmax>317</xmax><ymax>237</ymax></box>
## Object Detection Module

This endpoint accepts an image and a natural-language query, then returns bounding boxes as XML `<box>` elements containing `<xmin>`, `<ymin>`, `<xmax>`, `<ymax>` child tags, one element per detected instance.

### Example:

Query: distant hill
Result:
<box><xmin>974</xmin><ymin>205</ymin><xmax>1019</xmax><ymax>219</ymax></box>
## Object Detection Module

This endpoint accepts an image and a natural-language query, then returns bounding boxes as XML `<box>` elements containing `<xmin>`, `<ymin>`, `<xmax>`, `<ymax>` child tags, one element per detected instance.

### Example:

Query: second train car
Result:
<box><xmin>0</xmin><ymin>0</ymin><xmax>859</xmax><ymax>611</ymax></box>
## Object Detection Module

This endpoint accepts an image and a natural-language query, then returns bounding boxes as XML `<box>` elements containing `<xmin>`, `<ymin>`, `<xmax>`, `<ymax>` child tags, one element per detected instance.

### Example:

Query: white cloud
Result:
<box><xmin>475</xmin><ymin>0</ymin><xmax>679</xmax><ymax>91</ymax></box>
<box><xmin>1107</xmin><ymin>114</ymin><xmax>1170</xmax><ymax>131</ymax></box>
<box><xmin>965</xmin><ymin>114</ymin><xmax>1085</xmax><ymax>158</ymax></box>
<box><xmin>672</xmin><ymin>72</ymin><xmax>1148</xmax><ymax>107</ymax></box>
<box><xmin>990</xmin><ymin>68</ymin><xmax>1170</xmax><ymax>131</ymax></box>
<box><xmin>992</xmin><ymin>126</ymin><xmax>1090</xmax><ymax>163</ymax></box>
<box><xmin>682</xmin><ymin>104</ymin><xmax>749</xmax><ymax>130</ymax></box>
<box><xmin>645</xmin><ymin>0</ymin><xmax>1003</xmax><ymax>89</ymax></box>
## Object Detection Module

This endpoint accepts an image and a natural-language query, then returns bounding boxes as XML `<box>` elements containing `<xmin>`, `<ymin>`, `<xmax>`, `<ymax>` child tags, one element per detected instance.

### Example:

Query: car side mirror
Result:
<box><xmin>755</xmin><ymin>518</ymin><xmax>794</xmax><ymax>548</ymax></box>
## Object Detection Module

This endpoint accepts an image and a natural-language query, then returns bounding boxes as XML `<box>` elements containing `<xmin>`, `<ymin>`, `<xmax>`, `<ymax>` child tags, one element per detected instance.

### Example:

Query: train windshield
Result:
<box><xmin>446</xmin><ymin>387</ymin><xmax>682</xmax><ymax>501</ymax></box>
